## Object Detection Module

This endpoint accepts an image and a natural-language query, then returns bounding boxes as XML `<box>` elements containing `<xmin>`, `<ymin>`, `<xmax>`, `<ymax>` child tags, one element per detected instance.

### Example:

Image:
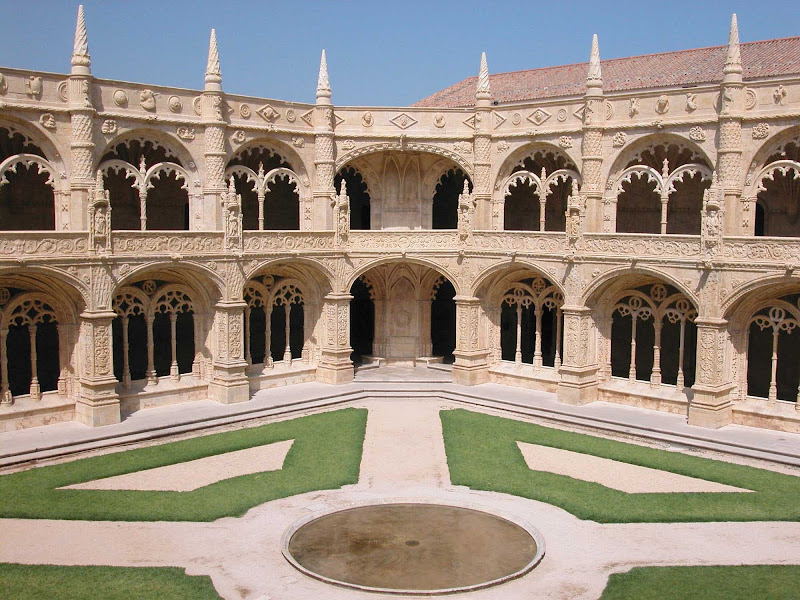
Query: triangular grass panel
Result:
<box><xmin>0</xmin><ymin>563</ymin><xmax>223</xmax><ymax>600</ymax></box>
<box><xmin>599</xmin><ymin>565</ymin><xmax>800</xmax><ymax>600</ymax></box>
<box><xmin>441</xmin><ymin>409</ymin><xmax>800</xmax><ymax>523</ymax></box>
<box><xmin>0</xmin><ymin>408</ymin><xmax>366</xmax><ymax>522</ymax></box>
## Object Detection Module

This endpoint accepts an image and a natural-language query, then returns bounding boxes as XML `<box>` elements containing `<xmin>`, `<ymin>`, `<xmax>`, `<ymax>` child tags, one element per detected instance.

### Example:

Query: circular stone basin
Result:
<box><xmin>283</xmin><ymin>503</ymin><xmax>544</xmax><ymax>594</ymax></box>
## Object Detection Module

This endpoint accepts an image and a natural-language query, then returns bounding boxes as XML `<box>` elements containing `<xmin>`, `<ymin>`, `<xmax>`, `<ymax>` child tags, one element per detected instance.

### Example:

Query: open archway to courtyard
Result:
<box><xmin>749</xmin><ymin>135</ymin><xmax>800</xmax><ymax>237</ymax></box>
<box><xmin>350</xmin><ymin>262</ymin><xmax>456</xmax><ymax>365</ymax></box>
<box><xmin>0</xmin><ymin>125</ymin><xmax>59</xmax><ymax>231</ymax></box>
<box><xmin>337</xmin><ymin>151</ymin><xmax>471</xmax><ymax>230</ymax></box>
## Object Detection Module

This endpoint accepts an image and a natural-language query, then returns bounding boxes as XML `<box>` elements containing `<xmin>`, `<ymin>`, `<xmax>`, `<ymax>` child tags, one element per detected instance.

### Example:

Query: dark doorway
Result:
<box><xmin>431</xmin><ymin>280</ymin><xmax>456</xmax><ymax>362</ymax></box>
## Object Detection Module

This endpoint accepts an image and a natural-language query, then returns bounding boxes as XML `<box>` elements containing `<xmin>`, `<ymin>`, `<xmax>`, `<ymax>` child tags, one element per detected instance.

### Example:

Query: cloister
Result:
<box><xmin>0</xmin><ymin>9</ymin><xmax>798</xmax><ymax>438</ymax></box>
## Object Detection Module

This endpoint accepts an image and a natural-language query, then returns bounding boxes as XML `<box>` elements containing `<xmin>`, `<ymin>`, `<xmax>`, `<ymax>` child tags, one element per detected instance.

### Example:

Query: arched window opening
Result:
<box><xmin>243</xmin><ymin>277</ymin><xmax>271</xmax><ymax>368</ymax></box>
<box><xmin>112</xmin><ymin>290</ymin><xmax>147</xmax><ymax>386</ymax></box>
<box><xmin>1</xmin><ymin>296</ymin><xmax>60</xmax><ymax>401</ymax></box>
<box><xmin>432</xmin><ymin>169</ymin><xmax>471</xmax><ymax>229</ymax></box>
<box><xmin>0</xmin><ymin>127</ymin><xmax>55</xmax><ymax>231</ymax></box>
<box><xmin>267</xmin><ymin>282</ymin><xmax>305</xmax><ymax>366</ymax></box>
<box><xmin>335</xmin><ymin>167</ymin><xmax>371</xmax><ymax>230</ymax></box>
<box><xmin>753</xmin><ymin>166</ymin><xmax>800</xmax><ymax>237</ymax></box>
<box><xmin>226</xmin><ymin>147</ymin><xmax>300</xmax><ymax>231</ymax></box>
<box><xmin>616</xmin><ymin>174</ymin><xmax>661</xmax><ymax>234</ymax></box>
<box><xmin>100</xmin><ymin>139</ymin><xmax>189</xmax><ymax>231</ymax></box>
<box><xmin>499</xmin><ymin>278</ymin><xmax>563</xmax><ymax>368</ymax></box>
<box><xmin>349</xmin><ymin>276</ymin><xmax>374</xmax><ymax>363</ymax></box>
<box><xmin>746</xmin><ymin>297</ymin><xmax>800</xmax><ymax>403</ymax></box>
<box><xmin>614</xmin><ymin>142</ymin><xmax>711</xmax><ymax>235</ymax></box>
<box><xmin>503</xmin><ymin>149</ymin><xmax>578</xmax><ymax>232</ymax></box>
<box><xmin>431</xmin><ymin>278</ymin><xmax>456</xmax><ymax>363</ymax></box>
<box><xmin>610</xmin><ymin>283</ymin><xmax>697</xmax><ymax>390</ymax></box>
<box><xmin>151</xmin><ymin>288</ymin><xmax>194</xmax><ymax>379</ymax></box>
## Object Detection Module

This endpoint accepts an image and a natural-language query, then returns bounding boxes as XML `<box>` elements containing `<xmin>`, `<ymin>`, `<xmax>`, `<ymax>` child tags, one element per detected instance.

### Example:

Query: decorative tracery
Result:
<box><xmin>610</xmin><ymin>283</ymin><xmax>697</xmax><ymax>390</ymax></box>
<box><xmin>745</xmin><ymin>297</ymin><xmax>800</xmax><ymax>404</ymax></box>
<box><xmin>610</xmin><ymin>142</ymin><xmax>712</xmax><ymax>235</ymax></box>
<box><xmin>501</xmin><ymin>278</ymin><xmax>564</xmax><ymax>367</ymax></box>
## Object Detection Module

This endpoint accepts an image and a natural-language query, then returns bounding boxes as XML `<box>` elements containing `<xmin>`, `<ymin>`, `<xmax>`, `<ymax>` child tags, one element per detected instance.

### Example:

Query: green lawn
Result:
<box><xmin>0</xmin><ymin>564</ymin><xmax>223</xmax><ymax>600</ymax></box>
<box><xmin>440</xmin><ymin>409</ymin><xmax>800</xmax><ymax>523</ymax></box>
<box><xmin>600</xmin><ymin>565</ymin><xmax>800</xmax><ymax>599</ymax></box>
<box><xmin>0</xmin><ymin>408</ymin><xmax>366</xmax><ymax>522</ymax></box>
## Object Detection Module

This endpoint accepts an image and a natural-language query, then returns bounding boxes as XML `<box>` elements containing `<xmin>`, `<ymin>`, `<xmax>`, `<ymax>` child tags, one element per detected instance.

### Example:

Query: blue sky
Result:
<box><xmin>1</xmin><ymin>1</ymin><xmax>798</xmax><ymax>106</ymax></box>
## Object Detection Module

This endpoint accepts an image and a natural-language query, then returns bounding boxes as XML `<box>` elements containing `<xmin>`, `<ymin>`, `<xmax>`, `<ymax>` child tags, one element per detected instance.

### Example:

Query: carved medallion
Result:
<box><xmin>390</xmin><ymin>113</ymin><xmax>418</xmax><ymax>129</ymax></box>
<box><xmin>527</xmin><ymin>108</ymin><xmax>551</xmax><ymax>126</ymax></box>
<box><xmin>168</xmin><ymin>96</ymin><xmax>182</xmax><ymax>113</ymax></box>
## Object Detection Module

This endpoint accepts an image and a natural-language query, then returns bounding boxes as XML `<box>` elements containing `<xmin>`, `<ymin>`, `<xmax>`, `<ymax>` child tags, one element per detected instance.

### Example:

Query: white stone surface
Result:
<box><xmin>517</xmin><ymin>441</ymin><xmax>750</xmax><ymax>494</ymax></box>
<box><xmin>62</xmin><ymin>439</ymin><xmax>293</xmax><ymax>492</ymax></box>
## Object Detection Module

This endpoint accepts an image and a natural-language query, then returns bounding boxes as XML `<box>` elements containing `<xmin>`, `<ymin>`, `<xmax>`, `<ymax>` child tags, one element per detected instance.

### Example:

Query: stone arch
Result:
<box><xmin>604</xmin><ymin>133</ymin><xmax>713</xmax><ymax>186</ymax></box>
<box><xmin>95</xmin><ymin>128</ymin><xmax>196</xmax><ymax>172</ymax></box>
<box><xmin>582</xmin><ymin>265</ymin><xmax>699</xmax><ymax>310</ymax></box>
<box><xmin>113</xmin><ymin>261</ymin><xmax>223</xmax><ymax>311</ymax></box>
<box><xmin>243</xmin><ymin>257</ymin><xmax>333</xmax><ymax>296</ymax></box>
<box><xmin>0</xmin><ymin>117</ymin><xmax>67</xmax><ymax>173</ymax></box>
<box><xmin>587</xmin><ymin>272</ymin><xmax>699</xmax><ymax>391</ymax></box>
<box><xmin>723</xmin><ymin>280</ymin><xmax>800</xmax><ymax>404</ymax></box>
<box><xmin>226</xmin><ymin>138</ymin><xmax>309</xmax><ymax>182</ymax></box>
<box><xmin>0</xmin><ymin>266</ymin><xmax>88</xmax><ymax>315</ymax></box>
<box><xmin>334</xmin><ymin>165</ymin><xmax>372</xmax><ymax>230</ymax></box>
<box><xmin>345</xmin><ymin>256</ymin><xmax>462</xmax><ymax>296</ymax></box>
<box><xmin>335</xmin><ymin>143</ymin><xmax>473</xmax><ymax>178</ymax></box>
<box><xmin>493</xmin><ymin>142</ymin><xmax>580</xmax><ymax>191</ymax></box>
<box><xmin>471</xmin><ymin>260</ymin><xmax>566</xmax><ymax>299</ymax></box>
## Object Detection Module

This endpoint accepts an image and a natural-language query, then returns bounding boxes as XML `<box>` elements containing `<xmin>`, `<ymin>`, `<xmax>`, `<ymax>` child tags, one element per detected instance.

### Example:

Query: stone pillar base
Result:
<box><xmin>317</xmin><ymin>362</ymin><xmax>354</xmax><ymax>384</ymax></box>
<box><xmin>688</xmin><ymin>383</ymin><xmax>734</xmax><ymax>429</ymax></box>
<box><xmin>452</xmin><ymin>350</ymin><xmax>490</xmax><ymax>386</ymax></box>
<box><xmin>557</xmin><ymin>365</ymin><xmax>599</xmax><ymax>406</ymax></box>
<box><xmin>75</xmin><ymin>397</ymin><xmax>121</xmax><ymax>427</ymax></box>
<box><xmin>208</xmin><ymin>379</ymin><xmax>251</xmax><ymax>404</ymax></box>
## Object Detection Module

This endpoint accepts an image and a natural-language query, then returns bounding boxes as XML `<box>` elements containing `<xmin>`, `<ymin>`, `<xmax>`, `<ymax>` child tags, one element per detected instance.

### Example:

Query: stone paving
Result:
<box><xmin>2</xmin><ymin>391</ymin><xmax>800</xmax><ymax>599</ymax></box>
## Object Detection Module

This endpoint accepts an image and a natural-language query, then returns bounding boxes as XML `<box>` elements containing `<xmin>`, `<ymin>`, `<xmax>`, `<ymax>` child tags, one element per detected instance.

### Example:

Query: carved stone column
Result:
<box><xmin>68</xmin><ymin>5</ymin><xmax>95</xmax><ymax>231</ymax></box>
<box><xmin>689</xmin><ymin>317</ymin><xmax>734</xmax><ymax>428</ymax></box>
<box><xmin>473</xmin><ymin>53</ymin><xmax>493</xmax><ymax>229</ymax></box>
<box><xmin>208</xmin><ymin>300</ymin><xmax>250</xmax><ymax>404</ymax></box>
<box><xmin>317</xmin><ymin>292</ymin><xmax>354</xmax><ymax>384</ymax></box>
<box><xmin>76</xmin><ymin>310</ymin><xmax>120</xmax><ymax>426</ymax></box>
<box><xmin>313</xmin><ymin>51</ymin><xmax>336</xmax><ymax>231</ymax></box>
<box><xmin>556</xmin><ymin>306</ymin><xmax>599</xmax><ymax>405</ymax></box>
<box><xmin>581</xmin><ymin>35</ymin><xmax>604</xmax><ymax>232</ymax></box>
<box><xmin>419</xmin><ymin>299</ymin><xmax>432</xmax><ymax>357</ymax></box>
<box><xmin>452</xmin><ymin>296</ymin><xmax>490</xmax><ymax>385</ymax></box>
<box><xmin>719</xmin><ymin>15</ymin><xmax>744</xmax><ymax>234</ymax></box>
<box><xmin>202</xmin><ymin>29</ymin><xmax>227</xmax><ymax>231</ymax></box>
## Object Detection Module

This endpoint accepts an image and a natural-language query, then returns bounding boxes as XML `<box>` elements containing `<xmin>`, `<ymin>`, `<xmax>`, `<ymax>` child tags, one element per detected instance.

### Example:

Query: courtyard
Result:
<box><xmin>1</xmin><ymin>366</ymin><xmax>800</xmax><ymax>599</ymax></box>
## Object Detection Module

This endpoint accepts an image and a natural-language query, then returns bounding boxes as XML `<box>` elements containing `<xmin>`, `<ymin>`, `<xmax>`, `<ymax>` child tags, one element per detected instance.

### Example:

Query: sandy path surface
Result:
<box><xmin>2</xmin><ymin>400</ymin><xmax>800</xmax><ymax>600</ymax></box>
<box><xmin>62</xmin><ymin>439</ymin><xmax>294</xmax><ymax>492</ymax></box>
<box><xmin>517</xmin><ymin>441</ymin><xmax>750</xmax><ymax>494</ymax></box>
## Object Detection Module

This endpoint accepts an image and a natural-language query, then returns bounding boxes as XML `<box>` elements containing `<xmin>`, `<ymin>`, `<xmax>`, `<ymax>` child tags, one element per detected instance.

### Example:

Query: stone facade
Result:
<box><xmin>1</xmin><ymin>8</ymin><xmax>800</xmax><ymax>433</ymax></box>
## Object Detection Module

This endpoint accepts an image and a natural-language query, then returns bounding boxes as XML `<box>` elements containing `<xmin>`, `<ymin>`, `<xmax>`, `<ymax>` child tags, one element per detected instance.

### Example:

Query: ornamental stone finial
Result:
<box><xmin>476</xmin><ymin>52</ymin><xmax>490</xmax><ymax>100</ymax></box>
<box><xmin>71</xmin><ymin>5</ymin><xmax>91</xmax><ymax>75</ymax></box>
<box><xmin>95</xmin><ymin>169</ymin><xmax>104</xmax><ymax>192</ymax></box>
<box><xmin>586</xmin><ymin>34</ymin><xmax>602</xmax><ymax>92</ymax></box>
<box><xmin>723</xmin><ymin>14</ymin><xmax>742</xmax><ymax>82</ymax></box>
<box><xmin>228</xmin><ymin>176</ymin><xmax>236</xmax><ymax>197</ymax></box>
<box><xmin>339</xmin><ymin>178</ymin><xmax>347</xmax><ymax>196</ymax></box>
<box><xmin>462</xmin><ymin>178</ymin><xmax>470</xmax><ymax>196</ymax></box>
<box><xmin>205</xmin><ymin>29</ymin><xmax>222</xmax><ymax>91</ymax></box>
<box><xmin>317</xmin><ymin>49</ymin><xmax>331</xmax><ymax>101</ymax></box>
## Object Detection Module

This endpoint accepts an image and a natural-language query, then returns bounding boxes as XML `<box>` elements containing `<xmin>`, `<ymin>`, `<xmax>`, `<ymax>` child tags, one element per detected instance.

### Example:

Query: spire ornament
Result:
<box><xmin>476</xmin><ymin>52</ymin><xmax>490</xmax><ymax>100</ymax></box>
<box><xmin>317</xmin><ymin>50</ymin><xmax>331</xmax><ymax>101</ymax></box>
<box><xmin>724</xmin><ymin>14</ymin><xmax>742</xmax><ymax>79</ymax></box>
<box><xmin>205</xmin><ymin>29</ymin><xmax>222</xmax><ymax>91</ymax></box>
<box><xmin>71</xmin><ymin>5</ymin><xmax>91</xmax><ymax>75</ymax></box>
<box><xmin>586</xmin><ymin>34</ymin><xmax>602</xmax><ymax>90</ymax></box>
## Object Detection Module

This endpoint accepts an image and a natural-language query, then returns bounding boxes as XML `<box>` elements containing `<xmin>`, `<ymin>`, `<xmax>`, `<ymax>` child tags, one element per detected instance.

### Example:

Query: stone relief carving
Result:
<box><xmin>232</xmin><ymin>130</ymin><xmax>246</xmax><ymax>144</ymax></box>
<box><xmin>629</xmin><ymin>98</ymin><xmax>639</xmax><ymax>117</ymax></box>
<box><xmin>390</xmin><ymin>113</ymin><xmax>418</xmax><ymax>129</ymax></box>
<box><xmin>362</xmin><ymin>112</ymin><xmax>374</xmax><ymax>127</ymax></box>
<box><xmin>38</xmin><ymin>113</ymin><xmax>56</xmax><ymax>130</ymax></box>
<box><xmin>655</xmin><ymin>95</ymin><xmax>669</xmax><ymax>115</ymax></box>
<box><xmin>752</xmin><ymin>122</ymin><xmax>770</xmax><ymax>139</ymax></box>
<box><xmin>256</xmin><ymin>104</ymin><xmax>280</xmax><ymax>122</ymax></box>
<box><xmin>528</xmin><ymin>108</ymin><xmax>551</xmax><ymax>126</ymax></box>
<box><xmin>432</xmin><ymin>113</ymin><xmax>445</xmax><ymax>128</ymax></box>
<box><xmin>0</xmin><ymin>73</ymin><xmax>8</xmax><ymax>95</ymax></box>
<box><xmin>612</xmin><ymin>131</ymin><xmax>627</xmax><ymax>147</ymax></box>
<box><xmin>286</xmin><ymin>109</ymin><xmax>296</xmax><ymax>122</ymax></box>
<box><xmin>559</xmin><ymin>136</ymin><xmax>573</xmax><ymax>149</ymax></box>
<box><xmin>140</xmin><ymin>89</ymin><xmax>156</xmax><ymax>111</ymax></box>
<box><xmin>239</xmin><ymin>103</ymin><xmax>251</xmax><ymax>118</ymax></box>
<box><xmin>176</xmin><ymin>126</ymin><xmax>195</xmax><ymax>140</ymax></box>
<box><xmin>291</xmin><ymin>136</ymin><xmax>305</xmax><ymax>148</ymax></box>
<box><xmin>101</xmin><ymin>119</ymin><xmax>117</xmax><ymax>135</ymax></box>
<box><xmin>168</xmin><ymin>96</ymin><xmax>182</xmax><ymax>113</ymax></box>
<box><xmin>497</xmin><ymin>140</ymin><xmax>510</xmax><ymax>153</ymax></box>
<box><xmin>26</xmin><ymin>76</ymin><xmax>42</xmax><ymax>98</ymax></box>
<box><xmin>557</xmin><ymin>108</ymin><xmax>568</xmax><ymax>122</ymax></box>
<box><xmin>689</xmin><ymin>126</ymin><xmax>706</xmax><ymax>142</ymax></box>
<box><xmin>744</xmin><ymin>88</ymin><xmax>757</xmax><ymax>110</ymax></box>
<box><xmin>113</xmin><ymin>89</ymin><xmax>128</xmax><ymax>107</ymax></box>
<box><xmin>511</xmin><ymin>112</ymin><xmax>522</xmax><ymax>125</ymax></box>
<box><xmin>773</xmin><ymin>85</ymin><xmax>787</xmax><ymax>105</ymax></box>
<box><xmin>686</xmin><ymin>93</ymin><xmax>698</xmax><ymax>112</ymax></box>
